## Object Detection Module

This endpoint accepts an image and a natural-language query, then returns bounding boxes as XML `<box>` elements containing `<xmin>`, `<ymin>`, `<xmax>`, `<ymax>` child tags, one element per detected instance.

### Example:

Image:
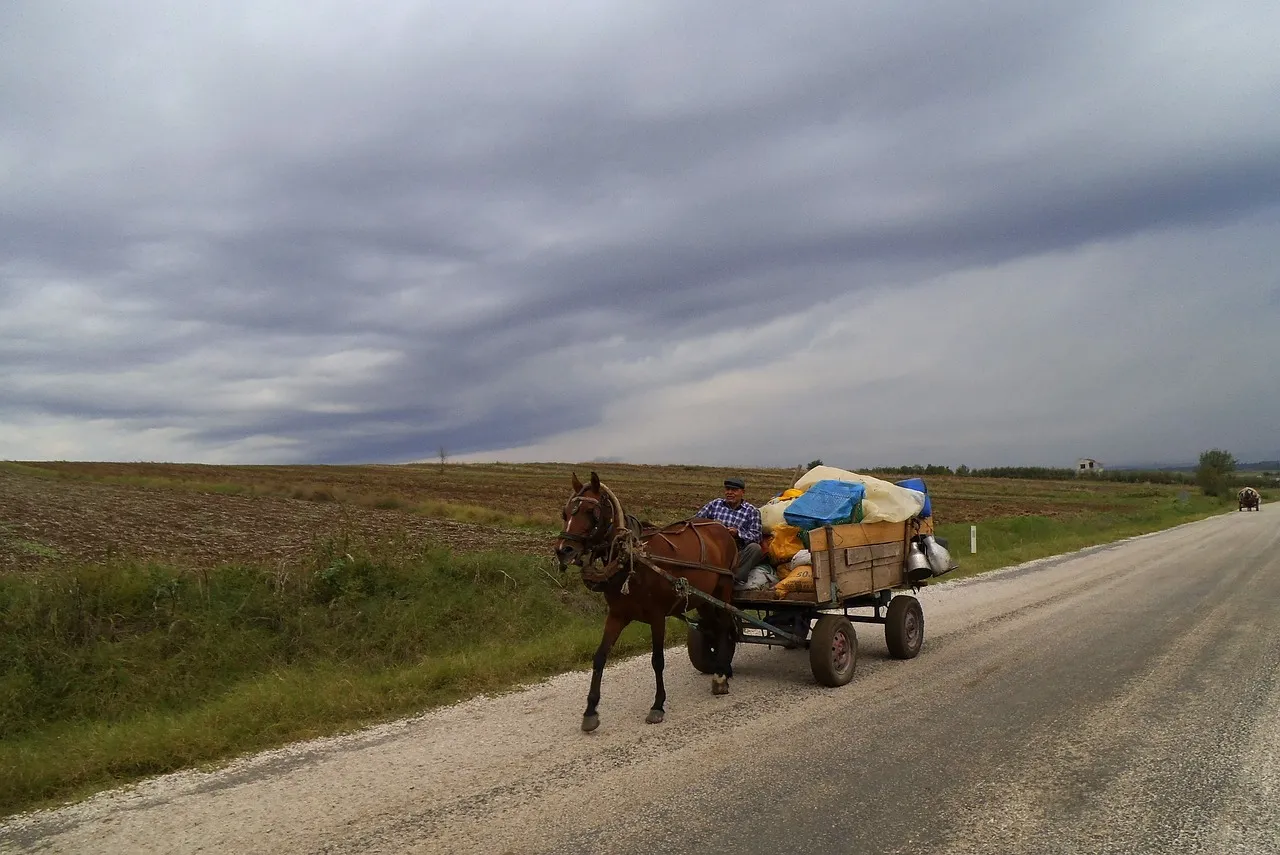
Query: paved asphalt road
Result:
<box><xmin>3</xmin><ymin>505</ymin><xmax>1278</xmax><ymax>855</ymax></box>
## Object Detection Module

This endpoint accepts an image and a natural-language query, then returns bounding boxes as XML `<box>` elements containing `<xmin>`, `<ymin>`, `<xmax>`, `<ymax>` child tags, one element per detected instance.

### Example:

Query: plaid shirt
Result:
<box><xmin>695</xmin><ymin>498</ymin><xmax>762</xmax><ymax>545</ymax></box>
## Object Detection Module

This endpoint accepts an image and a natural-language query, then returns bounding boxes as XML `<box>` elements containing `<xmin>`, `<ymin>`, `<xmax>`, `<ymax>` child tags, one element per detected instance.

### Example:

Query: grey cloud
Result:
<box><xmin>3</xmin><ymin>0</ymin><xmax>1279</xmax><ymax>464</ymax></box>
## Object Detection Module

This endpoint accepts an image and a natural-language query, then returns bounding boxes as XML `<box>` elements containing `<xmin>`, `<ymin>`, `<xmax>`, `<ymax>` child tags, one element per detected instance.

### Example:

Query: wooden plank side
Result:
<box><xmin>807</xmin><ymin>518</ymin><xmax>930</xmax><ymax>551</ymax></box>
<box><xmin>872</xmin><ymin>563</ymin><xmax>902</xmax><ymax>590</ymax></box>
<box><xmin>838</xmin><ymin>538</ymin><xmax>905</xmax><ymax>597</ymax></box>
<box><xmin>811</xmin><ymin>547</ymin><xmax>835</xmax><ymax>603</ymax></box>
<box><xmin>820</xmin><ymin>521</ymin><xmax>909</xmax><ymax>549</ymax></box>
<box><xmin>734</xmin><ymin>588</ymin><xmax>817</xmax><ymax>604</ymax></box>
<box><xmin>835</xmin><ymin>561</ymin><xmax>874</xmax><ymax>597</ymax></box>
<box><xmin>870</xmin><ymin>542</ymin><xmax>902</xmax><ymax>560</ymax></box>
<box><xmin>843</xmin><ymin>546</ymin><xmax>874</xmax><ymax>566</ymax></box>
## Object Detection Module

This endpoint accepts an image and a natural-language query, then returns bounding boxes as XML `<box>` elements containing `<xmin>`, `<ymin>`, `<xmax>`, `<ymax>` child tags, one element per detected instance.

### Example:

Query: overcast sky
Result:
<box><xmin>2</xmin><ymin>1</ymin><xmax>1278</xmax><ymax>469</ymax></box>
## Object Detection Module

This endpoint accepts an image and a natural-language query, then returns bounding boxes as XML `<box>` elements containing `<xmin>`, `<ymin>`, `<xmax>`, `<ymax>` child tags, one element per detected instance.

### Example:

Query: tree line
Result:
<box><xmin>800</xmin><ymin>450</ymin><xmax>1269</xmax><ymax>495</ymax></box>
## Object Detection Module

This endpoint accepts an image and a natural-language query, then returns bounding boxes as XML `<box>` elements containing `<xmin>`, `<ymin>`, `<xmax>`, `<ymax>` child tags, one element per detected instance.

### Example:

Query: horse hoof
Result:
<box><xmin>711</xmin><ymin>675</ymin><xmax>730</xmax><ymax>696</ymax></box>
<box><xmin>645</xmin><ymin>709</ymin><xmax>665</xmax><ymax>724</ymax></box>
<box><xmin>582</xmin><ymin>714</ymin><xmax>600</xmax><ymax>733</ymax></box>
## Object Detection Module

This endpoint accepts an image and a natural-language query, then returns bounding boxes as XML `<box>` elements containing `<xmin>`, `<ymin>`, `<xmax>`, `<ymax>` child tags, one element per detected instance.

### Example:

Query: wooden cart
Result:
<box><xmin>685</xmin><ymin>517</ymin><xmax>944</xmax><ymax>687</ymax></box>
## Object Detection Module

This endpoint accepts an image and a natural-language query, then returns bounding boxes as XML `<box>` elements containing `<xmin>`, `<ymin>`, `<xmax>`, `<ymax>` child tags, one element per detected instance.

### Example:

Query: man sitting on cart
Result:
<box><xmin>695</xmin><ymin>477</ymin><xmax>764</xmax><ymax>582</ymax></box>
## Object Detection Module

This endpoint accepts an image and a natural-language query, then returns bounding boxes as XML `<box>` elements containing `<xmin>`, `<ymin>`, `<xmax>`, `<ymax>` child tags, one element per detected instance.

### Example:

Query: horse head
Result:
<box><xmin>555</xmin><ymin>471</ymin><xmax>621</xmax><ymax>572</ymax></box>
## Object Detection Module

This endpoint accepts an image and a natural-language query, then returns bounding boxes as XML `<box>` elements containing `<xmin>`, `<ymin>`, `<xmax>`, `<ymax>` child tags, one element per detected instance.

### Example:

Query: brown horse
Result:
<box><xmin>554</xmin><ymin>472</ymin><xmax>739</xmax><ymax>732</ymax></box>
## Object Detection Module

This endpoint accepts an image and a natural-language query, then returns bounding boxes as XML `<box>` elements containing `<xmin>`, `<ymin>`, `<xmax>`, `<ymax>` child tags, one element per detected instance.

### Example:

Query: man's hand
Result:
<box><xmin>727</xmin><ymin>527</ymin><xmax>739</xmax><ymax>536</ymax></box>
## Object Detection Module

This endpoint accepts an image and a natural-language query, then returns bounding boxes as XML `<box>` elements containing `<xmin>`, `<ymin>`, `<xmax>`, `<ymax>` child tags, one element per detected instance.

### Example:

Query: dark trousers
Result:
<box><xmin>734</xmin><ymin>542</ymin><xmax>764</xmax><ymax>581</ymax></box>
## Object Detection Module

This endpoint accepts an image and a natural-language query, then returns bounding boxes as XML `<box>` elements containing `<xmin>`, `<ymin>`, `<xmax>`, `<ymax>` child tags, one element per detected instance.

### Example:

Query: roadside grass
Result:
<box><xmin>932</xmin><ymin>492</ymin><xmax>1233</xmax><ymax>579</ymax></box>
<box><xmin>0</xmin><ymin>540</ymin><xmax>664</xmax><ymax>816</ymax></box>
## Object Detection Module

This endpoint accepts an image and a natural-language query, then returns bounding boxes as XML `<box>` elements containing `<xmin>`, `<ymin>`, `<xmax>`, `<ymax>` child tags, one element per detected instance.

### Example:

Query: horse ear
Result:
<box><xmin>590</xmin><ymin>471</ymin><xmax>601</xmax><ymax>491</ymax></box>
<box><xmin>571</xmin><ymin>472</ymin><xmax>583</xmax><ymax>491</ymax></box>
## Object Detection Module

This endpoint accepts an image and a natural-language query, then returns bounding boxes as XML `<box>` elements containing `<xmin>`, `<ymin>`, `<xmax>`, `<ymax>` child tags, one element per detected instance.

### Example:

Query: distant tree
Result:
<box><xmin>1196</xmin><ymin>448</ymin><xmax>1237</xmax><ymax>496</ymax></box>
<box><xmin>955</xmin><ymin>464</ymin><xmax>970</xmax><ymax>477</ymax></box>
<box><xmin>438</xmin><ymin>445</ymin><xmax>448</xmax><ymax>472</ymax></box>
<box><xmin>805</xmin><ymin>459</ymin><xmax>824</xmax><ymax>472</ymax></box>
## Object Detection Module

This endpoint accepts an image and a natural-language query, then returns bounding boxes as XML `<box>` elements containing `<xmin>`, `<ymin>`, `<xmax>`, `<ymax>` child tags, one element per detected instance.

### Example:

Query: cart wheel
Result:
<box><xmin>687</xmin><ymin>626</ymin><xmax>735</xmax><ymax>675</ymax></box>
<box><xmin>885</xmin><ymin>595</ymin><xmax>924</xmax><ymax>660</ymax></box>
<box><xmin>809</xmin><ymin>616</ymin><xmax>857</xmax><ymax>687</ymax></box>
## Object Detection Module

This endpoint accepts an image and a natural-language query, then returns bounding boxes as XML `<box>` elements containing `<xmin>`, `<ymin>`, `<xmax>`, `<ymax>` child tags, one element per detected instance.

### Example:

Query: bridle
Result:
<box><xmin>556</xmin><ymin>486</ymin><xmax>629</xmax><ymax>590</ymax></box>
<box><xmin>557</xmin><ymin>490</ymin><xmax>614</xmax><ymax>553</ymax></box>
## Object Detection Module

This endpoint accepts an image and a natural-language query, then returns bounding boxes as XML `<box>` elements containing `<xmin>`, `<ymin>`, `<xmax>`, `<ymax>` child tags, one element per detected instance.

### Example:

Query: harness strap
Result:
<box><xmin>560</xmin><ymin>482</ymin><xmax>737</xmax><ymax>588</ymax></box>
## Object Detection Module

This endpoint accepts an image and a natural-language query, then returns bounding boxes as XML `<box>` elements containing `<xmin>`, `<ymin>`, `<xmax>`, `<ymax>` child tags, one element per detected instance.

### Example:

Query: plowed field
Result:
<box><xmin>0</xmin><ymin>461</ymin><xmax>1154</xmax><ymax>573</ymax></box>
<box><xmin>0</xmin><ymin>470</ymin><xmax>554</xmax><ymax>572</ymax></box>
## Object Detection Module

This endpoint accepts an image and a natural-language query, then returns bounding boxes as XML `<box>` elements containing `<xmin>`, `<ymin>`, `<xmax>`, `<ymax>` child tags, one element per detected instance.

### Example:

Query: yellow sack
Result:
<box><xmin>774</xmin><ymin>564</ymin><xmax>814</xmax><ymax>596</ymax></box>
<box><xmin>780</xmin><ymin>487</ymin><xmax>805</xmax><ymax>500</ymax></box>
<box><xmin>766</xmin><ymin>524</ymin><xmax>804</xmax><ymax>565</ymax></box>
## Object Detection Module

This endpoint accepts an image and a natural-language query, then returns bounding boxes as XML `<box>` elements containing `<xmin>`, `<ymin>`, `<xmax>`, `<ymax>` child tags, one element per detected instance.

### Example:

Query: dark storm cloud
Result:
<box><xmin>2</xmin><ymin>0</ymin><xmax>1279</xmax><ymax>464</ymax></box>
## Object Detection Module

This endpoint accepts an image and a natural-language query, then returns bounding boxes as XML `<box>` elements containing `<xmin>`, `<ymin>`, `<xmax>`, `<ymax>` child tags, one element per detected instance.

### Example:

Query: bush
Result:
<box><xmin>1196</xmin><ymin>448</ymin><xmax>1237</xmax><ymax>497</ymax></box>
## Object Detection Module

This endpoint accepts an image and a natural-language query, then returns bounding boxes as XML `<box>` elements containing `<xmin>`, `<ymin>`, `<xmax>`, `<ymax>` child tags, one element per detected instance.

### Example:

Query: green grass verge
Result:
<box><xmin>932</xmin><ymin>492</ymin><xmax>1232</xmax><ymax>579</ymax></box>
<box><xmin>0</xmin><ymin>540</ymin><xmax>664</xmax><ymax>817</ymax></box>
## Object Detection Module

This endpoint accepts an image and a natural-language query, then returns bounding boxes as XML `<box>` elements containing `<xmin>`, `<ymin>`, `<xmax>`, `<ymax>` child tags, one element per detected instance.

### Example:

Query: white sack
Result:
<box><xmin>759</xmin><ymin>496</ymin><xmax>796</xmax><ymax>533</ymax></box>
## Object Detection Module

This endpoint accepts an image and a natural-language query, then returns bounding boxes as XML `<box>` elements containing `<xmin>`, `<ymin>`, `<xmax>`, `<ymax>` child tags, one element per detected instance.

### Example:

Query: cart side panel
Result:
<box><xmin>826</xmin><ymin>541</ymin><xmax>906</xmax><ymax>597</ymax></box>
<box><xmin>808</xmin><ymin>520</ymin><xmax>908</xmax><ymax>551</ymax></box>
<box><xmin>870</xmin><ymin>541</ymin><xmax>906</xmax><ymax>590</ymax></box>
<box><xmin>812</xmin><ymin>521</ymin><xmax>909</xmax><ymax>600</ymax></box>
<box><xmin>812</xmin><ymin>545</ymin><xmax>838</xmax><ymax>604</ymax></box>
<box><xmin>809</xmin><ymin>515</ymin><xmax>938</xmax><ymax>602</ymax></box>
<box><xmin>838</xmin><ymin>546</ymin><xmax>874</xmax><ymax>594</ymax></box>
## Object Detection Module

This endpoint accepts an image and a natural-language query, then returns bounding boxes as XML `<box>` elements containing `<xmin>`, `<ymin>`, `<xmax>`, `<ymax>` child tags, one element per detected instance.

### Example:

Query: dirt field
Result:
<box><xmin>0</xmin><ymin>469</ymin><xmax>554</xmax><ymax>572</ymax></box>
<box><xmin>0</xmin><ymin>461</ymin><xmax>1161</xmax><ymax>572</ymax></box>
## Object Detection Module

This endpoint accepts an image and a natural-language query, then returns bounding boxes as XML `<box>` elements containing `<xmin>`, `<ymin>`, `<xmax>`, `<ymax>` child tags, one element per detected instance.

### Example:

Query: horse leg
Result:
<box><xmin>711</xmin><ymin>616</ymin><xmax>733</xmax><ymax>696</ymax></box>
<box><xmin>583</xmin><ymin>611</ymin><xmax>628</xmax><ymax>733</ymax></box>
<box><xmin>646</xmin><ymin>619</ymin><xmax>667</xmax><ymax>724</ymax></box>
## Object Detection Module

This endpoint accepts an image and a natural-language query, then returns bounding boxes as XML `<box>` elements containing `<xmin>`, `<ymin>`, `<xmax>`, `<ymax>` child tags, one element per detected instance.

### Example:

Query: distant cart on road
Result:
<box><xmin>1238</xmin><ymin>487</ymin><xmax>1261</xmax><ymax>511</ymax></box>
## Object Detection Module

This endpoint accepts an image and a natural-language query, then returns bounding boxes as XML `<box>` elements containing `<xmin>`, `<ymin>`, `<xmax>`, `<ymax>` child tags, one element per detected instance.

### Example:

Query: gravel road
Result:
<box><xmin>4</xmin><ymin>505</ymin><xmax>1278</xmax><ymax>855</ymax></box>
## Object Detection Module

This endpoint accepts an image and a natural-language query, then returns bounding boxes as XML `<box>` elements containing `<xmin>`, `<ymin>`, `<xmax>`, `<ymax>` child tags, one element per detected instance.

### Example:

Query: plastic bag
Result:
<box><xmin>783</xmin><ymin>480</ymin><xmax>866</xmax><ymax>530</ymax></box>
<box><xmin>766</xmin><ymin>525</ymin><xmax>805</xmax><ymax>564</ymax></box>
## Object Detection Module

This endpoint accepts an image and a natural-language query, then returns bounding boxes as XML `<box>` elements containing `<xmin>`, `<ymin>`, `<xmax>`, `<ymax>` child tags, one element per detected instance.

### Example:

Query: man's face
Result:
<box><xmin>723</xmin><ymin>486</ymin><xmax>744</xmax><ymax>506</ymax></box>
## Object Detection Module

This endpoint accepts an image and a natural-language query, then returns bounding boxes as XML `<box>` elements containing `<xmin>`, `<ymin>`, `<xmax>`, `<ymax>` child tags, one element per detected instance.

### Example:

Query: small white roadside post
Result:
<box><xmin>971</xmin><ymin>525</ymin><xmax>977</xmax><ymax>554</ymax></box>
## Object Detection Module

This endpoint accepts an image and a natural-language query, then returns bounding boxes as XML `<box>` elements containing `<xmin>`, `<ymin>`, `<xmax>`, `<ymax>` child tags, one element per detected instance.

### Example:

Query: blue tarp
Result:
<box><xmin>784</xmin><ymin>479</ymin><xmax>866</xmax><ymax>530</ymax></box>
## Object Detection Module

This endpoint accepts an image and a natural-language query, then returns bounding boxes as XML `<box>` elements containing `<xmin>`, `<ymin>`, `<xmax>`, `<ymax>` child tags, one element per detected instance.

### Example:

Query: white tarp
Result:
<box><xmin>794</xmin><ymin>465</ymin><xmax>926</xmax><ymax>524</ymax></box>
